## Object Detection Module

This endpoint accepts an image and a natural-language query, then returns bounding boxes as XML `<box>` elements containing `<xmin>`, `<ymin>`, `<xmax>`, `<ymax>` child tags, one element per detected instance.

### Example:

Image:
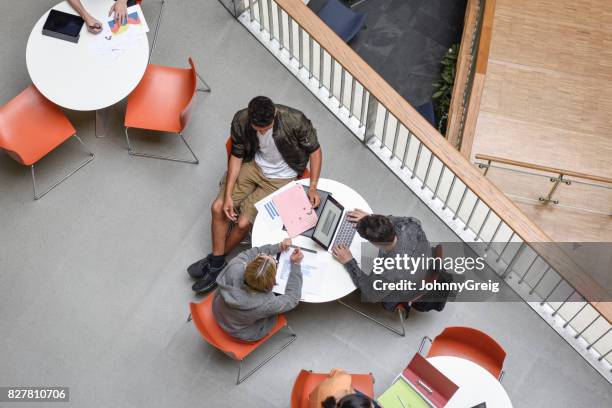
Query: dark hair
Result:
<box><xmin>322</xmin><ymin>394</ymin><xmax>372</xmax><ymax>408</ymax></box>
<box><xmin>356</xmin><ymin>215</ymin><xmax>396</xmax><ymax>243</ymax></box>
<box><xmin>248</xmin><ymin>96</ymin><xmax>275</xmax><ymax>127</ymax></box>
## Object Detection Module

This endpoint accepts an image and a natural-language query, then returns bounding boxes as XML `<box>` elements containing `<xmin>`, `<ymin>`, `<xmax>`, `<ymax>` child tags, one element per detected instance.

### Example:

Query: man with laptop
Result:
<box><xmin>331</xmin><ymin>210</ymin><xmax>431</xmax><ymax>308</ymax></box>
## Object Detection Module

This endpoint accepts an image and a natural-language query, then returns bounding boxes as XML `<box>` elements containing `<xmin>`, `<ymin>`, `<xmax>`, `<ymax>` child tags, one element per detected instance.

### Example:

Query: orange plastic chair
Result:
<box><xmin>290</xmin><ymin>369</ymin><xmax>375</xmax><ymax>408</ymax></box>
<box><xmin>124</xmin><ymin>57</ymin><xmax>210</xmax><ymax>164</ymax></box>
<box><xmin>188</xmin><ymin>291</ymin><xmax>297</xmax><ymax>384</ymax></box>
<box><xmin>420</xmin><ymin>326</ymin><xmax>507</xmax><ymax>380</ymax></box>
<box><xmin>0</xmin><ymin>85</ymin><xmax>94</xmax><ymax>200</ymax></box>
<box><xmin>225</xmin><ymin>137</ymin><xmax>311</xmax><ymax>179</ymax></box>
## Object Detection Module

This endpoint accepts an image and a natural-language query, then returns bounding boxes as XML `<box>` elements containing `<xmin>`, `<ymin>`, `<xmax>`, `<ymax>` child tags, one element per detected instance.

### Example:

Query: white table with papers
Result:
<box><xmin>26</xmin><ymin>0</ymin><xmax>149</xmax><ymax>136</ymax></box>
<box><xmin>252</xmin><ymin>178</ymin><xmax>373</xmax><ymax>303</ymax></box>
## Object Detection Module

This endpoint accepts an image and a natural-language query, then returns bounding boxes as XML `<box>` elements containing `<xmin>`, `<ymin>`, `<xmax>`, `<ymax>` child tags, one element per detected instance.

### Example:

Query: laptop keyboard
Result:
<box><xmin>333</xmin><ymin>213</ymin><xmax>357</xmax><ymax>247</ymax></box>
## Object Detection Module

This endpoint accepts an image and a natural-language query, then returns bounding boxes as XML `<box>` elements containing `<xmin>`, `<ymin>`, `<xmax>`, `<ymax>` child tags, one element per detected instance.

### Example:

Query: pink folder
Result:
<box><xmin>272</xmin><ymin>184</ymin><xmax>318</xmax><ymax>237</ymax></box>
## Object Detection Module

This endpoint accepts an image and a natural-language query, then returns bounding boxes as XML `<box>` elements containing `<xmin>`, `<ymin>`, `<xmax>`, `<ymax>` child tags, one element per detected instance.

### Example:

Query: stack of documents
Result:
<box><xmin>89</xmin><ymin>4</ymin><xmax>149</xmax><ymax>63</ymax></box>
<box><xmin>273</xmin><ymin>247</ymin><xmax>321</xmax><ymax>296</ymax></box>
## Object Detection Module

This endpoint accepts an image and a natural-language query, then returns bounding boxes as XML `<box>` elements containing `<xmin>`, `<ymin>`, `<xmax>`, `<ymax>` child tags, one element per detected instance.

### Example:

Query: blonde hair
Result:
<box><xmin>244</xmin><ymin>255</ymin><xmax>277</xmax><ymax>292</ymax></box>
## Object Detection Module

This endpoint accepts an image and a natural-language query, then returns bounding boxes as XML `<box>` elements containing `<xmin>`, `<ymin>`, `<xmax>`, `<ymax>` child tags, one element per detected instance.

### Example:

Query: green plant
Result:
<box><xmin>432</xmin><ymin>43</ymin><xmax>459</xmax><ymax>134</ymax></box>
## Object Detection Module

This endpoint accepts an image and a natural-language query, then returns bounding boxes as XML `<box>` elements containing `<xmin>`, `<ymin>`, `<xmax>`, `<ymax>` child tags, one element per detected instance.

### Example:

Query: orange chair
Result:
<box><xmin>419</xmin><ymin>326</ymin><xmax>507</xmax><ymax>380</ymax></box>
<box><xmin>225</xmin><ymin>137</ymin><xmax>311</xmax><ymax>179</ymax></box>
<box><xmin>290</xmin><ymin>369</ymin><xmax>375</xmax><ymax>408</ymax></box>
<box><xmin>0</xmin><ymin>85</ymin><xmax>94</xmax><ymax>200</ymax></box>
<box><xmin>188</xmin><ymin>291</ymin><xmax>297</xmax><ymax>384</ymax></box>
<box><xmin>124</xmin><ymin>57</ymin><xmax>210</xmax><ymax>164</ymax></box>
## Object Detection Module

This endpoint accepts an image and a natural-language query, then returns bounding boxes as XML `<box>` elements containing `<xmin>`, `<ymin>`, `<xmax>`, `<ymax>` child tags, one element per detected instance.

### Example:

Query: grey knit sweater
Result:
<box><xmin>343</xmin><ymin>216</ymin><xmax>430</xmax><ymax>303</ymax></box>
<box><xmin>212</xmin><ymin>244</ymin><xmax>303</xmax><ymax>341</ymax></box>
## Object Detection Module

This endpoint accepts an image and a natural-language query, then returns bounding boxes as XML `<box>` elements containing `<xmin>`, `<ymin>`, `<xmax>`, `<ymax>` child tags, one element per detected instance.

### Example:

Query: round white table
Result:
<box><xmin>251</xmin><ymin>178</ymin><xmax>372</xmax><ymax>303</ymax></box>
<box><xmin>428</xmin><ymin>356</ymin><xmax>513</xmax><ymax>408</ymax></box>
<box><xmin>26</xmin><ymin>0</ymin><xmax>149</xmax><ymax>134</ymax></box>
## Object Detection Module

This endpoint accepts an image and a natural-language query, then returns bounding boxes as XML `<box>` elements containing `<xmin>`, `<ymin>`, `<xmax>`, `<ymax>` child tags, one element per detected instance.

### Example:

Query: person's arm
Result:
<box><xmin>307</xmin><ymin>147</ymin><xmax>322</xmax><ymax>207</ymax></box>
<box><xmin>255</xmin><ymin>249</ymin><xmax>303</xmax><ymax>316</ymax></box>
<box><xmin>333</xmin><ymin>245</ymin><xmax>387</xmax><ymax>302</ymax></box>
<box><xmin>67</xmin><ymin>0</ymin><xmax>102</xmax><ymax>33</ymax></box>
<box><xmin>223</xmin><ymin>154</ymin><xmax>243</xmax><ymax>221</ymax></box>
<box><xmin>294</xmin><ymin>112</ymin><xmax>322</xmax><ymax>207</ymax></box>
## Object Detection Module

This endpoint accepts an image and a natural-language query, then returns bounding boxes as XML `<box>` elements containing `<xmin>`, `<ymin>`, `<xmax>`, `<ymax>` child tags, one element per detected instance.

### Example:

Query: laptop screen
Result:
<box><xmin>312</xmin><ymin>197</ymin><xmax>343</xmax><ymax>249</ymax></box>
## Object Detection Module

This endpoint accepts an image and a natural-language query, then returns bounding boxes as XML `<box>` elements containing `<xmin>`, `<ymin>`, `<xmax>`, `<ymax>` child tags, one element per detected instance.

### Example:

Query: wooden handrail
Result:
<box><xmin>475</xmin><ymin>154</ymin><xmax>612</xmax><ymax>185</ymax></box>
<box><xmin>475</xmin><ymin>0</ymin><xmax>495</xmax><ymax>75</ymax></box>
<box><xmin>273</xmin><ymin>0</ymin><xmax>611</xmax><ymax>320</ymax></box>
<box><xmin>446</xmin><ymin>0</ymin><xmax>481</xmax><ymax>148</ymax></box>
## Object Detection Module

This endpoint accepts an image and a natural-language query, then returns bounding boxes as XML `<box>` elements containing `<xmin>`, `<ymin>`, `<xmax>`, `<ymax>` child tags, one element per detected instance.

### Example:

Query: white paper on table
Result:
<box><xmin>254</xmin><ymin>181</ymin><xmax>299</xmax><ymax>230</ymax></box>
<box><xmin>273</xmin><ymin>248</ymin><xmax>320</xmax><ymax>295</ymax></box>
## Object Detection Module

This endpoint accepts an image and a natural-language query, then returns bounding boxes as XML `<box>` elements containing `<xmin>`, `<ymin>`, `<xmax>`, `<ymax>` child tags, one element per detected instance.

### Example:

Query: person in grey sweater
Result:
<box><xmin>212</xmin><ymin>239</ymin><xmax>303</xmax><ymax>341</ymax></box>
<box><xmin>332</xmin><ymin>210</ymin><xmax>431</xmax><ymax>307</ymax></box>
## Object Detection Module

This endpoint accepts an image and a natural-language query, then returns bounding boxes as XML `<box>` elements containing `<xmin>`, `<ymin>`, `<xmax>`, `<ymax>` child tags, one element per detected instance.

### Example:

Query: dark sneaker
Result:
<box><xmin>192</xmin><ymin>262</ymin><xmax>227</xmax><ymax>294</ymax></box>
<box><xmin>187</xmin><ymin>256</ymin><xmax>211</xmax><ymax>279</ymax></box>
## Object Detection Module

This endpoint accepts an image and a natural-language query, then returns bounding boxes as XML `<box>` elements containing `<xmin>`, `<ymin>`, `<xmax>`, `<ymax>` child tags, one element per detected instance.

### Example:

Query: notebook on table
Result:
<box><xmin>272</xmin><ymin>183</ymin><xmax>318</xmax><ymax>237</ymax></box>
<box><xmin>42</xmin><ymin>9</ymin><xmax>84</xmax><ymax>43</ymax></box>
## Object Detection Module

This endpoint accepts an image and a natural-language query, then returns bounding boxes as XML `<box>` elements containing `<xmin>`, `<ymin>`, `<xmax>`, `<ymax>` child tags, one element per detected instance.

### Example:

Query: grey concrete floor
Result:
<box><xmin>0</xmin><ymin>1</ymin><xmax>610</xmax><ymax>407</ymax></box>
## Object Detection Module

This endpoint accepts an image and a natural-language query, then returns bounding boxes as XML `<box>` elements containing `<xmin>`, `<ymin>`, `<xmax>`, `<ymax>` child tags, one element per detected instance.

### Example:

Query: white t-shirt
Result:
<box><xmin>254</xmin><ymin>128</ymin><xmax>298</xmax><ymax>179</ymax></box>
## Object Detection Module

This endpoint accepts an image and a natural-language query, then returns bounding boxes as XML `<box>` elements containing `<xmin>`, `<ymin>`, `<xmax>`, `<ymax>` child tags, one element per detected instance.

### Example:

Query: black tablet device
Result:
<box><xmin>42</xmin><ymin>9</ymin><xmax>84</xmax><ymax>43</ymax></box>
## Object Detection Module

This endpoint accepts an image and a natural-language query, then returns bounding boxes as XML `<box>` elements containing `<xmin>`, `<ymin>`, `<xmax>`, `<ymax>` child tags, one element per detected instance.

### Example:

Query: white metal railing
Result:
<box><xmin>220</xmin><ymin>0</ymin><xmax>612</xmax><ymax>381</ymax></box>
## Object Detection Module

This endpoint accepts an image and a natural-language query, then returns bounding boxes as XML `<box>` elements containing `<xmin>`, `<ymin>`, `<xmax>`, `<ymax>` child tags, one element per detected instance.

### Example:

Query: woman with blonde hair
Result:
<box><xmin>212</xmin><ymin>239</ymin><xmax>303</xmax><ymax>341</ymax></box>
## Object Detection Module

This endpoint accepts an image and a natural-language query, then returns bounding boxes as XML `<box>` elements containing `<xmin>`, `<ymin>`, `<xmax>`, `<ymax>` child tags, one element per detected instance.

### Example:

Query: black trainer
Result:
<box><xmin>192</xmin><ymin>262</ymin><xmax>227</xmax><ymax>294</ymax></box>
<box><xmin>187</xmin><ymin>255</ymin><xmax>211</xmax><ymax>279</ymax></box>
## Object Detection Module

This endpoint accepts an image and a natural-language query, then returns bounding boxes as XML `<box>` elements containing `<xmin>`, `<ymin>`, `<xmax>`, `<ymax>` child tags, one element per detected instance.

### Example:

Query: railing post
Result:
<box><xmin>248</xmin><ymin>0</ymin><xmax>255</xmax><ymax>21</ymax></box>
<box><xmin>298</xmin><ymin>27</ymin><xmax>304</xmax><ymax>68</ymax></box>
<box><xmin>267</xmin><ymin>0</ymin><xmax>274</xmax><ymax>40</ymax></box>
<box><xmin>380</xmin><ymin>110</ymin><xmax>389</xmax><ymax>148</ymax></box>
<box><xmin>501</xmin><ymin>242</ymin><xmax>525</xmax><ymax>279</ymax></box>
<box><xmin>277</xmin><ymin>5</ymin><xmax>284</xmax><ymax>50</ymax></box>
<box><xmin>318</xmin><ymin>47</ymin><xmax>324</xmax><ymax>88</ymax></box>
<box><xmin>519</xmin><ymin>255</ymin><xmax>539</xmax><ymax>284</ymax></box>
<box><xmin>257</xmin><ymin>0</ymin><xmax>264</xmax><ymax>29</ymax></box>
<box><xmin>391</xmin><ymin>122</ymin><xmax>400</xmax><ymax>159</ymax></box>
<box><xmin>308</xmin><ymin>36</ymin><xmax>314</xmax><ymax>78</ymax></box>
<box><xmin>339</xmin><ymin>68</ymin><xmax>346</xmax><ymax>107</ymax></box>
<box><xmin>363</xmin><ymin>96</ymin><xmax>379</xmax><ymax>144</ymax></box>
<box><xmin>539</xmin><ymin>173</ymin><xmax>570</xmax><ymax>205</ymax></box>
<box><xmin>349</xmin><ymin>77</ymin><xmax>356</xmax><ymax>118</ymax></box>
<box><xmin>288</xmin><ymin>17</ymin><xmax>294</xmax><ymax>59</ymax></box>
<box><xmin>359</xmin><ymin>87</ymin><xmax>368</xmax><ymax>127</ymax></box>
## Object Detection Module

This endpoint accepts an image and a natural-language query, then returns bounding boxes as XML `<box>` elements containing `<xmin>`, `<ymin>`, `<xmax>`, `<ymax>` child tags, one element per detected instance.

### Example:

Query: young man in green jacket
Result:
<box><xmin>189</xmin><ymin>96</ymin><xmax>323</xmax><ymax>294</ymax></box>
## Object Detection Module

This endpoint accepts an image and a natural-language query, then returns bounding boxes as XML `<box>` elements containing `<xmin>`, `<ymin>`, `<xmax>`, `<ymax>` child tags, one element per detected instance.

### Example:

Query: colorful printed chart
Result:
<box><xmin>104</xmin><ymin>4</ymin><xmax>149</xmax><ymax>38</ymax></box>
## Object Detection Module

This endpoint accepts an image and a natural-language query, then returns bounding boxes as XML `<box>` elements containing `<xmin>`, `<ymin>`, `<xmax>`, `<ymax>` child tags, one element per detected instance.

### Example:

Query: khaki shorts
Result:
<box><xmin>217</xmin><ymin>161</ymin><xmax>295</xmax><ymax>223</ymax></box>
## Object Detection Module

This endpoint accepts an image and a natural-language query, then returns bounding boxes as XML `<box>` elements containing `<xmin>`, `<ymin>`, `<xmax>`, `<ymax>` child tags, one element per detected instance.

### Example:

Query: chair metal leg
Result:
<box><xmin>235</xmin><ymin>325</ymin><xmax>297</xmax><ymax>384</ymax></box>
<box><xmin>196</xmin><ymin>70</ymin><xmax>212</xmax><ymax>93</ymax></box>
<box><xmin>338</xmin><ymin>299</ymin><xmax>406</xmax><ymax>337</ymax></box>
<box><xmin>31</xmin><ymin>134</ymin><xmax>95</xmax><ymax>200</ymax></box>
<box><xmin>418</xmin><ymin>336</ymin><xmax>432</xmax><ymax>355</ymax></box>
<box><xmin>499</xmin><ymin>370</ymin><xmax>505</xmax><ymax>382</ymax></box>
<box><xmin>186</xmin><ymin>313</ymin><xmax>192</xmax><ymax>323</ymax></box>
<box><xmin>149</xmin><ymin>0</ymin><xmax>166</xmax><ymax>61</ymax></box>
<box><xmin>125</xmin><ymin>128</ymin><xmax>199</xmax><ymax>164</ymax></box>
